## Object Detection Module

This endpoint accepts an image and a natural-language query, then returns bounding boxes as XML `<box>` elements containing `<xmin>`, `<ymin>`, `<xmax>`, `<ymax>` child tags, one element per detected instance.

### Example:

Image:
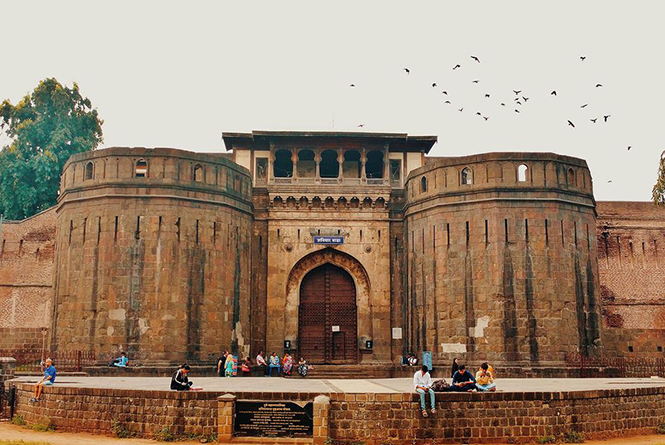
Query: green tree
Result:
<box><xmin>0</xmin><ymin>78</ymin><xmax>103</xmax><ymax>219</ymax></box>
<box><xmin>654</xmin><ymin>150</ymin><xmax>665</xmax><ymax>205</ymax></box>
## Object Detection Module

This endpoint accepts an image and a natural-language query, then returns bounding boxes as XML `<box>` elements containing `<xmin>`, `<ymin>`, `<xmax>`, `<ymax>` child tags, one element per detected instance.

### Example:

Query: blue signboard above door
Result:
<box><xmin>313</xmin><ymin>236</ymin><xmax>344</xmax><ymax>245</ymax></box>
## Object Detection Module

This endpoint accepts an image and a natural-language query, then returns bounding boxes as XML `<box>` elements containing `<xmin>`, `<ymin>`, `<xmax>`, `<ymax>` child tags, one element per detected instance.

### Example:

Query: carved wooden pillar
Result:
<box><xmin>383</xmin><ymin>143</ymin><xmax>390</xmax><ymax>183</ymax></box>
<box><xmin>315</xmin><ymin>150</ymin><xmax>321</xmax><ymax>184</ymax></box>
<box><xmin>361</xmin><ymin>148</ymin><xmax>367</xmax><ymax>182</ymax></box>
<box><xmin>291</xmin><ymin>148</ymin><xmax>298</xmax><ymax>179</ymax></box>
<box><xmin>268</xmin><ymin>143</ymin><xmax>275</xmax><ymax>184</ymax></box>
<box><xmin>337</xmin><ymin>148</ymin><xmax>344</xmax><ymax>181</ymax></box>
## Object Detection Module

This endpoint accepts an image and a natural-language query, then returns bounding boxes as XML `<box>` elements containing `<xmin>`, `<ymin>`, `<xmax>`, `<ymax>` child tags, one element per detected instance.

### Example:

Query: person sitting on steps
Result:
<box><xmin>475</xmin><ymin>362</ymin><xmax>497</xmax><ymax>392</ymax></box>
<box><xmin>451</xmin><ymin>364</ymin><xmax>476</xmax><ymax>391</ymax></box>
<box><xmin>413</xmin><ymin>364</ymin><xmax>436</xmax><ymax>417</ymax></box>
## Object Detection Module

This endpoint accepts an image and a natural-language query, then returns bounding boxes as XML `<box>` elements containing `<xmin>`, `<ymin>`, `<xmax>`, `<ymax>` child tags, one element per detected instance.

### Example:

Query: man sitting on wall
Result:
<box><xmin>475</xmin><ymin>362</ymin><xmax>497</xmax><ymax>392</ymax></box>
<box><xmin>30</xmin><ymin>358</ymin><xmax>56</xmax><ymax>402</ymax></box>
<box><xmin>451</xmin><ymin>364</ymin><xmax>476</xmax><ymax>392</ymax></box>
<box><xmin>413</xmin><ymin>365</ymin><xmax>437</xmax><ymax>417</ymax></box>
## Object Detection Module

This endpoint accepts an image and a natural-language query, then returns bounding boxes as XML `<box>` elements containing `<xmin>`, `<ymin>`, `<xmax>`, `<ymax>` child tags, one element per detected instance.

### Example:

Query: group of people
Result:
<box><xmin>413</xmin><ymin>359</ymin><xmax>497</xmax><ymax>417</ymax></box>
<box><xmin>256</xmin><ymin>351</ymin><xmax>312</xmax><ymax>377</ymax></box>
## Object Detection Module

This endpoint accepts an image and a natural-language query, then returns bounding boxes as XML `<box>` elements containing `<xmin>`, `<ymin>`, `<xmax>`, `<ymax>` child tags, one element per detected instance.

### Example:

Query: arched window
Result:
<box><xmin>193</xmin><ymin>164</ymin><xmax>204</xmax><ymax>182</ymax></box>
<box><xmin>517</xmin><ymin>164</ymin><xmax>528</xmax><ymax>182</ymax></box>
<box><xmin>461</xmin><ymin>167</ymin><xmax>473</xmax><ymax>185</ymax></box>
<box><xmin>420</xmin><ymin>176</ymin><xmax>428</xmax><ymax>193</ymax></box>
<box><xmin>365</xmin><ymin>150</ymin><xmax>384</xmax><ymax>178</ymax></box>
<box><xmin>297</xmin><ymin>150</ymin><xmax>315</xmax><ymax>178</ymax></box>
<box><xmin>135</xmin><ymin>159</ymin><xmax>148</xmax><ymax>178</ymax></box>
<box><xmin>273</xmin><ymin>149</ymin><xmax>293</xmax><ymax>178</ymax></box>
<box><xmin>84</xmin><ymin>162</ymin><xmax>94</xmax><ymax>180</ymax></box>
<box><xmin>343</xmin><ymin>150</ymin><xmax>361</xmax><ymax>178</ymax></box>
<box><xmin>320</xmin><ymin>150</ymin><xmax>339</xmax><ymax>178</ymax></box>
<box><xmin>567</xmin><ymin>167</ymin><xmax>576</xmax><ymax>186</ymax></box>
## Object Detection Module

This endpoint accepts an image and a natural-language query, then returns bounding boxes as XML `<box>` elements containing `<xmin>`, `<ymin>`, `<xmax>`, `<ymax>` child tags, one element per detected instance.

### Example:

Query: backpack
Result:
<box><xmin>432</xmin><ymin>378</ymin><xmax>450</xmax><ymax>392</ymax></box>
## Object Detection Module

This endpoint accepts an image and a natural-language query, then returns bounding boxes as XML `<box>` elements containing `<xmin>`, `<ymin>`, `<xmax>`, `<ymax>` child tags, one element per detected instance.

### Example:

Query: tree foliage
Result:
<box><xmin>0</xmin><ymin>78</ymin><xmax>103</xmax><ymax>219</ymax></box>
<box><xmin>654</xmin><ymin>150</ymin><xmax>665</xmax><ymax>205</ymax></box>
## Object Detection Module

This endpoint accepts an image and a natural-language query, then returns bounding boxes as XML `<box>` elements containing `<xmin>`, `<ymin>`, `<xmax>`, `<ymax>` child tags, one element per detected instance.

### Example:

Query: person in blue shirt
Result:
<box><xmin>31</xmin><ymin>358</ymin><xmax>56</xmax><ymax>402</ymax></box>
<box><xmin>451</xmin><ymin>364</ymin><xmax>476</xmax><ymax>392</ymax></box>
<box><xmin>113</xmin><ymin>352</ymin><xmax>129</xmax><ymax>367</ymax></box>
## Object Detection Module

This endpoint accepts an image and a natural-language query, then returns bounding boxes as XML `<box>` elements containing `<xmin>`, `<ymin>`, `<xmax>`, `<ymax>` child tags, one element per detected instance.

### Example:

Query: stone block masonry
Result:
<box><xmin>9</xmin><ymin>382</ymin><xmax>665</xmax><ymax>444</ymax></box>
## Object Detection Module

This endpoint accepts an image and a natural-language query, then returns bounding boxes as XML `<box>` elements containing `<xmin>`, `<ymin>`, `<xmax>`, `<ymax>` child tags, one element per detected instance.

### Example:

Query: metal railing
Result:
<box><xmin>0</xmin><ymin>349</ymin><xmax>96</xmax><ymax>373</ymax></box>
<box><xmin>565</xmin><ymin>352</ymin><xmax>665</xmax><ymax>378</ymax></box>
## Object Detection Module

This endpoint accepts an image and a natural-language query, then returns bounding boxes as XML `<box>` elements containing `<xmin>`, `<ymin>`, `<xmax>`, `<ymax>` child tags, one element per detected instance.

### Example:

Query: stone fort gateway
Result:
<box><xmin>1</xmin><ymin>130</ymin><xmax>664</xmax><ymax>370</ymax></box>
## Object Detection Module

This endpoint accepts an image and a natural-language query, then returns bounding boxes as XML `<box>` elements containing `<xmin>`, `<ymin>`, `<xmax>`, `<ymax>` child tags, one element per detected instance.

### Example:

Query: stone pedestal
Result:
<box><xmin>217</xmin><ymin>393</ymin><xmax>236</xmax><ymax>443</ymax></box>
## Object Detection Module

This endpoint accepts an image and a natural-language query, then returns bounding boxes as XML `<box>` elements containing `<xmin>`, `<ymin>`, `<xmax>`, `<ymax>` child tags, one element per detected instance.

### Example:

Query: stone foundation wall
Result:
<box><xmin>10</xmin><ymin>383</ymin><xmax>665</xmax><ymax>444</ymax></box>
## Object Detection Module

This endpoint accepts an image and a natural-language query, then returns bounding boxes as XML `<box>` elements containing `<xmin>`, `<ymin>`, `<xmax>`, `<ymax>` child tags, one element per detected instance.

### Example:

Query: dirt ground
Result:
<box><xmin>1</xmin><ymin>422</ymin><xmax>664</xmax><ymax>445</ymax></box>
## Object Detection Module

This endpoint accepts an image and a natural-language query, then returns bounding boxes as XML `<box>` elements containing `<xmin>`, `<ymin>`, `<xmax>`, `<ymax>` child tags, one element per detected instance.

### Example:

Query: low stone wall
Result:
<box><xmin>0</xmin><ymin>357</ymin><xmax>16</xmax><ymax>418</ymax></box>
<box><xmin>9</xmin><ymin>383</ymin><xmax>665</xmax><ymax>444</ymax></box>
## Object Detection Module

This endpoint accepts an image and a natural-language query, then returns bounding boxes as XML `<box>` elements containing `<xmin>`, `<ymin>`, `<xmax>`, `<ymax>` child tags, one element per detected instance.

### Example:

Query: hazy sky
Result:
<box><xmin>2</xmin><ymin>1</ymin><xmax>664</xmax><ymax>201</ymax></box>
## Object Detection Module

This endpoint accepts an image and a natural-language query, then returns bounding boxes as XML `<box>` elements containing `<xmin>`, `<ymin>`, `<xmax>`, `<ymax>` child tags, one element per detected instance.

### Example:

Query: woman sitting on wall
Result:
<box><xmin>282</xmin><ymin>352</ymin><xmax>293</xmax><ymax>377</ymax></box>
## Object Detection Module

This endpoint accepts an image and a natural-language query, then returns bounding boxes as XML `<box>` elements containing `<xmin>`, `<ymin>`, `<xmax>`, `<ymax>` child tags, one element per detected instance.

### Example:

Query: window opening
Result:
<box><xmin>320</xmin><ymin>150</ymin><xmax>339</xmax><ymax>178</ymax></box>
<box><xmin>343</xmin><ymin>150</ymin><xmax>361</xmax><ymax>178</ymax></box>
<box><xmin>273</xmin><ymin>149</ymin><xmax>293</xmax><ymax>178</ymax></box>
<box><xmin>518</xmin><ymin>164</ymin><xmax>528</xmax><ymax>182</ymax></box>
<box><xmin>297</xmin><ymin>150</ymin><xmax>316</xmax><ymax>178</ymax></box>
<box><xmin>85</xmin><ymin>162</ymin><xmax>94</xmax><ymax>180</ymax></box>
<box><xmin>365</xmin><ymin>150</ymin><xmax>384</xmax><ymax>178</ymax></box>
<box><xmin>135</xmin><ymin>159</ymin><xmax>148</xmax><ymax>177</ymax></box>
<box><xmin>461</xmin><ymin>167</ymin><xmax>473</xmax><ymax>185</ymax></box>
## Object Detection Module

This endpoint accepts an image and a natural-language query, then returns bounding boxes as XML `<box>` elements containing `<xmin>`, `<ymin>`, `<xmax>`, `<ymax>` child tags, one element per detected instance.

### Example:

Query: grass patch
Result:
<box><xmin>185</xmin><ymin>433</ymin><xmax>217</xmax><ymax>443</ymax></box>
<box><xmin>537</xmin><ymin>435</ymin><xmax>557</xmax><ymax>444</ymax></box>
<box><xmin>28</xmin><ymin>419</ymin><xmax>56</xmax><ymax>432</ymax></box>
<box><xmin>111</xmin><ymin>419</ymin><xmax>132</xmax><ymax>438</ymax></box>
<box><xmin>11</xmin><ymin>414</ymin><xmax>26</xmax><ymax>426</ymax></box>
<box><xmin>562</xmin><ymin>431</ymin><xmax>585</xmax><ymax>443</ymax></box>
<box><xmin>154</xmin><ymin>426</ymin><xmax>175</xmax><ymax>442</ymax></box>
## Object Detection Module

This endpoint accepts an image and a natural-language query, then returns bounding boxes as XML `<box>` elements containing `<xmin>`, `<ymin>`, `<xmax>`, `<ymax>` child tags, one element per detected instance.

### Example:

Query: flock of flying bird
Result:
<box><xmin>349</xmin><ymin>55</ymin><xmax>632</xmax><ymax>161</ymax></box>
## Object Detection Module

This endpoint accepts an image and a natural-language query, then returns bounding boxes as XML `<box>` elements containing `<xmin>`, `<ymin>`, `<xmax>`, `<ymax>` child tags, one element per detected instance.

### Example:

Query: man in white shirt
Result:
<box><xmin>256</xmin><ymin>351</ymin><xmax>268</xmax><ymax>376</ymax></box>
<box><xmin>413</xmin><ymin>365</ymin><xmax>436</xmax><ymax>417</ymax></box>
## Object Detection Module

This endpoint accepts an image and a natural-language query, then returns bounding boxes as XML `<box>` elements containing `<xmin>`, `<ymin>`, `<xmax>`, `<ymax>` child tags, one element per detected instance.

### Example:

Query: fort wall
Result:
<box><xmin>0</xmin><ymin>208</ymin><xmax>56</xmax><ymax>350</ymax></box>
<box><xmin>404</xmin><ymin>153</ymin><xmax>600</xmax><ymax>366</ymax></box>
<box><xmin>596</xmin><ymin>201</ymin><xmax>665</xmax><ymax>358</ymax></box>
<box><xmin>52</xmin><ymin>148</ymin><xmax>253</xmax><ymax>363</ymax></box>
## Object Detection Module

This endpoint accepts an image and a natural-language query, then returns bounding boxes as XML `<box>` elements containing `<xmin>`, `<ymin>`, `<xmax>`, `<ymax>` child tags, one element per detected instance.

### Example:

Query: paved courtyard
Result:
<box><xmin>12</xmin><ymin>376</ymin><xmax>665</xmax><ymax>393</ymax></box>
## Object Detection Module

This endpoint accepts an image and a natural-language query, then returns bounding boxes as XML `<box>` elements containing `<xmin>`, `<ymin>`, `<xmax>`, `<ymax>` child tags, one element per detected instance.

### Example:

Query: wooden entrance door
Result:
<box><xmin>298</xmin><ymin>264</ymin><xmax>357</xmax><ymax>364</ymax></box>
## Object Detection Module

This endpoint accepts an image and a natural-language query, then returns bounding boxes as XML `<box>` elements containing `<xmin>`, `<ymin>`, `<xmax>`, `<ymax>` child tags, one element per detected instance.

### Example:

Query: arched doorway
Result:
<box><xmin>298</xmin><ymin>264</ymin><xmax>358</xmax><ymax>364</ymax></box>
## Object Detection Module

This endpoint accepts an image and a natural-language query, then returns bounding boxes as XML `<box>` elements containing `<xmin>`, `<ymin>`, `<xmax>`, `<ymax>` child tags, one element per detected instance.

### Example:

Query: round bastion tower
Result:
<box><xmin>404</xmin><ymin>153</ymin><xmax>600</xmax><ymax>367</ymax></box>
<box><xmin>51</xmin><ymin>147</ymin><xmax>253</xmax><ymax>364</ymax></box>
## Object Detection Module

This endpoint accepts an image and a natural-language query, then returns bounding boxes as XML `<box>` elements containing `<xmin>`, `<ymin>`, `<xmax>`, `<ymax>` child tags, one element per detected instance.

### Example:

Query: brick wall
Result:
<box><xmin>597</xmin><ymin>201</ymin><xmax>665</xmax><ymax>358</ymax></box>
<box><xmin>10</xmin><ymin>384</ymin><xmax>665</xmax><ymax>443</ymax></box>
<box><xmin>0</xmin><ymin>207</ymin><xmax>55</xmax><ymax>351</ymax></box>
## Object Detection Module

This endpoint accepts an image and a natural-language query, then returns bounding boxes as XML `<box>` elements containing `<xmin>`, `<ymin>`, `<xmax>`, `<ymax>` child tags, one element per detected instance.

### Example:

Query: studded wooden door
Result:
<box><xmin>298</xmin><ymin>264</ymin><xmax>357</xmax><ymax>364</ymax></box>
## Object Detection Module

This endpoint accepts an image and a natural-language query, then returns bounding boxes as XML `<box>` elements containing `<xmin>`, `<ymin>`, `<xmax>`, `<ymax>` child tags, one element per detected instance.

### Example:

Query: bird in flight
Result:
<box><xmin>458</xmin><ymin>108</ymin><xmax>464</xmax><ymax>112</ymax></box>
<box><xmin>596</xmin><ymin>83</ymin><xmax>603</xmax><ymax>88</ymax></box>
<box><xmin>500</xmin><ymin>103</ymin><xmax>506</xmax><ymax>106</ymax></box>
<box><xmin>580</xmin><ymin>56</ymin><xmax>586</xmax><ymax>61</ymax></box>
<box><xmin>358</xmin><ymin>124</ymin><xmax>365</xmax><ymax>128</ymax></box>
<box><xmin>551</xmin><ymin>90</ymin><xmax>557</xmax><ymax>96</ymax></box>
<box><xmin>350</xmin><ymin>84</ymin><xmax>355</xmax><ymax>87</ymax></box>
<box><xmin>471</xmin><ymin>55</ymin><xmax>480</xmax><ymax>63</ymax></box>
<box><xmin>404</xmin><ymin>68</ymin><xmax>410</xmax><ymax>74</ymax></box>
<box><xmin>607</xmin><ymin>180</ymin><xmax>613</xmax><ymax>183</ymax></box>
<box><xmin>441</xmin><ymin>90</ymin><xmax>448</xmax><ymax>95</ymax></box>
<box><xmin>485</xmin><ymin>94</ymin><xmax>490</xmax><ymax>98</ymax></box>
<box><xmin>603</xmin><ymin>114</ymin><xmax>611</xmax><ymax>122</ymax></box>
<box><xmin>513</xmin><ymin>90</ymin><xmax>522</xmax><ymax>95</ymax></box>
<box><xmin>472</xmin><ymin>80</ymin><xmax>480</xmax><ymax>84</ymax></box>
<box><xmin>627</xmin><ymin>146</ymin><xmax>632</xmax><ymax>151</ymax></box>
<box><xmin>453</xmin><ymin>64</ymin><xmax>461</xmax><ymax>70</ymax></box>
<box><xmin>444</xmin><ymin>100</ymin><xmax>451</xmax><ymax>104</ymax></box>
<box><xmin>515</xmin><ymin>100</ymin><xmax>522</xmax><ymax>105</ymax></box>
<box><xmin>514</xmin><ymin>109</ymin><xmax>520</xmax><ymax>113</ymax></box>
<box><xmin>580</xmin><ymin>104</ymin><xmax>588</xmax><ymax>108</ymax></box>
<box><xmin>522</xmin><ymin>96</ymin><xmax>529</xmax><ymax>102</ymax></box>
<box><xmin>590</xmin><ymin>118</ymin><xmax>598</xmax><ymax>123</ymax></box>
<box><xmin>567</xmin><ymin>120</ymin><xmax>575</xmax><ymax>128</ymax></box>
<box><xmin>432</xmin><ymin>83</ymin><xmax>437</xmax><ymax>88</ymax></box>
<box><xmin>476</xmin><ymin>112</ymin><xmax>482</xmax><ymax>116</ymax></box>
<box><xmin>483</xmin><ymin>116</ymin><xmax>489</xmax><ymax>121</ymax></box>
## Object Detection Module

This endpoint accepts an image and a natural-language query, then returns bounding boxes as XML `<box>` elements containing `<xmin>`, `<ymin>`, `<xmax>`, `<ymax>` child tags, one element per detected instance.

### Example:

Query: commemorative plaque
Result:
<box><xmin>234</xmin><ymin>400</ymin><xmax>313</xmax><ymax>437</ymax></box>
